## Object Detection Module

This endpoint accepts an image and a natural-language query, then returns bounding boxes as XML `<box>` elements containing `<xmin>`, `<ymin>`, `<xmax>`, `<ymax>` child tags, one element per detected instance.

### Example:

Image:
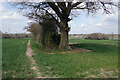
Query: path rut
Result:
<box><xmin>26</xmin><ymin>40</ymin><xmax>42</xmax><ymax>78</ymax></box>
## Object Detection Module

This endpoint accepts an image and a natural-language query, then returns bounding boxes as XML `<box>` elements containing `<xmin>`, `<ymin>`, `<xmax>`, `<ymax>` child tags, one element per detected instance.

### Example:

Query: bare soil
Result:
<box><xmin>61</xmin><ymin>48</ymin><xmax>91</xmax><ymax>54</ymax></box>
<box><xmin>48</xmin><ymin>48</ymin><xmax>91</xmax><ymax>54</ymax></box>
<box><xmin>26</xmin><ymin>40</ymin><xmax>44</xmax><ymax>78</ymax></box>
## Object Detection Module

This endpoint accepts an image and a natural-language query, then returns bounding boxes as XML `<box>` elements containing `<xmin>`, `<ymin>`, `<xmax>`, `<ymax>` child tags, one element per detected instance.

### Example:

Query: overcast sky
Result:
<box><xmin>0</xmin><ymin>2</ymin><xmax>118</xmax><ymax>34</ymax></box>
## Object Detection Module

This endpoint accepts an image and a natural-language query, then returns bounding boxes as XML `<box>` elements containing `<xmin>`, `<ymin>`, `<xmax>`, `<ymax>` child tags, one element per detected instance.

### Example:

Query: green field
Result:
<box><xmin>2</xmin><ymin>38</ymin><xmax>118</xmax><ymax>78</ymax></box>
<box><xmin>31</xmin><ymin>39</ymin><xmax>118</xmax><ymax>78</ymax></box>
<box><xmin>2</xmin><ymin>39</ymin><xmax>35</xmax><ymax>78</ymax></box>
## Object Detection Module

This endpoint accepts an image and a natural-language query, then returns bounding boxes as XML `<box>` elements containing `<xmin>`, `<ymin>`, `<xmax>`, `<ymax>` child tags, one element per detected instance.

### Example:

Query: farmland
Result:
<box><xmin>2</xmin><ymin>39</ymin><xmax>35</xmax><ymax>78</ymax></box>
<box><xmin>31</xmin><ymin>37</ymin><xmax>118</xmax><ymax>78</ymax></box>
<box><xmin>2</xmin><ymin>37</ymin><xmax>118</xmax><ymax>78</ymax></box>
<box><xmin>1</xmin><ymin>1</ymin><xmax>119</xmax><ymax>79</ymax></box>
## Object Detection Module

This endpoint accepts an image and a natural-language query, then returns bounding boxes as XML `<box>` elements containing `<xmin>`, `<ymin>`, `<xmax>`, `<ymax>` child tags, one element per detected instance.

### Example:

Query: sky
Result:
<box><xmin>0</xmin><ymin>1</ymin><xmax>119</xmax><ymax>34</ymax></box>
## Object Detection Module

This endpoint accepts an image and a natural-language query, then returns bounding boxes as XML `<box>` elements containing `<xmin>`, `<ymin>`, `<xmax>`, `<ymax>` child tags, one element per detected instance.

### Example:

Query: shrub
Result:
<box><xmin>40</xmin><ymin>17</ymin><xmax>60</xmax><ymax>48</ymax></box>
<box><xmin>26</xmin><ymin>15</ymin><xmax>60</xmax><ymax>49</ymax></box>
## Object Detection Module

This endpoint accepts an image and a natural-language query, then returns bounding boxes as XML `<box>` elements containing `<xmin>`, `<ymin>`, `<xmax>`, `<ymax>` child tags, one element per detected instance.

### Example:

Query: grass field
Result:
<box><xmin>31</xmin><ymin>39</ymin><xmax>118</xmax><ymax>78</ymax></box>
<box><xmin>2</xmin><ymin>39</ymin><xmax>35</xmax><ymax>78</ymax></box>
<box><xmin>2</xmin><ymin>38</ymin><xmax>118</xmax><ymax>78</ymax></box>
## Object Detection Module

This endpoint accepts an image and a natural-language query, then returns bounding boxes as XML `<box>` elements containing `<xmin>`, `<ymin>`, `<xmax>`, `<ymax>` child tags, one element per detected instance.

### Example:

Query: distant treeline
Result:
<box><xmin>2</xmin><ymin>33</ymin><xmax>32</xmax><ymax>39</ymax></box>
<box><xmin>1</xmin><ymin>33</ymin><xmax>119</xmax><ymax>40</ymax></box>
<box><xmin>69</xmin><ymin>33</ymin><xmax>119</xmax><ymax>40</ymax></box>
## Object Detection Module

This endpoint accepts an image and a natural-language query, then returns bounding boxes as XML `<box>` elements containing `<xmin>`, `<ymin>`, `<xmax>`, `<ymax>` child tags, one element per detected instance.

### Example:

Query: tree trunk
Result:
<box><xmin>59</xmin><ymin>21</ymin><xmax>72</xmax><ymax>50</ymax></box>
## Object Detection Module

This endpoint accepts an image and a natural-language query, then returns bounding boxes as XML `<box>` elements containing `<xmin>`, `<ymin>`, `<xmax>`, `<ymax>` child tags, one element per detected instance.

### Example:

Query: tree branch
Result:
<box><xmin>57</xmin><ymin>2</ymin><xmax>66</xmax><ymax>11</ymax></box>
<box><xmin>47</xmin><ymin>2</ymin><xmax>62</xmax><ymax>19</ymax></box>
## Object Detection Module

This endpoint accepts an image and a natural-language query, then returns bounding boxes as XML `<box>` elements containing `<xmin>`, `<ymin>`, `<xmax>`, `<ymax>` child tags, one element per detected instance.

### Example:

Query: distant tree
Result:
<box><xmin>25</xmin><ymin>22</ymin><xmax>41</xmax><ymax>42</ymax></box>
<box><xmin>13</xmin><ymin>0</ymin><xmax>118</xmax><ymax>50</ymax></box>
<box><xmin>25</xmin><ymin>15</ymin><xmax>60</xmax><ymax>48</ymax></box>
<box><xmin>85</xmin><ymin>33</ymin><xmax>109</xmax><ymax>40</ymax></box>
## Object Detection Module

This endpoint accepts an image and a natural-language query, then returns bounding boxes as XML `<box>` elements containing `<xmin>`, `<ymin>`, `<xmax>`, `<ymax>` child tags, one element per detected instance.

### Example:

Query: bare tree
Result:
<box><xmin>13</xmin><ymin>0</ymin><xmax>118</xmax><ymax>50</ymax></box>
<box><xmin>26</xmin><ymin>22</ymin><xmax>41</xmax><ymax>42</ymax></box>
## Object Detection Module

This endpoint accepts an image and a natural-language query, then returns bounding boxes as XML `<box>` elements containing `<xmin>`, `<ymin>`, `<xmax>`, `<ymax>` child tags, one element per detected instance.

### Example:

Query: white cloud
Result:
<box><xmin>68</xmin><ymin>21</ymin><xmax>73</xmax><ymax>24</ymax></box>
<box><xmin>27</xmin><ymin>20</ymin><xmax>35</xmax><ymax>23</ymax></box>
<box><xmin>0</xmin><ymin>0</ymin><xmax>7</xmax><ymax>2</ymax></box>
<box><xmin>3</xmin><ymin>11</ymin><xmax>25</xmax><ymax>19</ymax></box>
<box><xmin>96</xmin><ymin>23</ymin><xmax>102</xmax><ymax>26</ymax></box>
<box><xmin>1</xmin><ymin>2</ymin><xmax>118</xmax><ymax>34</ymax></box>
<box><xmin>0</xmin><ymin>3</ymin><xmax>26</xmax><ymax>20</ymax></box>
<box><xmin>69</xmin><ymin>11</ymin><xmax>118</xmax><ymax>34</ymax></box>
<box><xmin>81</xmin><ymin>23</ymin><xmax>86</xmax><ymax>27</ymax></box>
<box><xmin>1</xmin><ymin>2</ymin><xmax>29</xmax><ymax>33</ymax></box>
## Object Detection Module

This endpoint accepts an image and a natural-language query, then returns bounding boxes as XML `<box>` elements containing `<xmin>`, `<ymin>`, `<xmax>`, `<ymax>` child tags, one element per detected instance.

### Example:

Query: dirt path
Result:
<box><xmin>26</xmin><ymin>40</ymin><xmax>43</xmax><ymax>78</ymax></box>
